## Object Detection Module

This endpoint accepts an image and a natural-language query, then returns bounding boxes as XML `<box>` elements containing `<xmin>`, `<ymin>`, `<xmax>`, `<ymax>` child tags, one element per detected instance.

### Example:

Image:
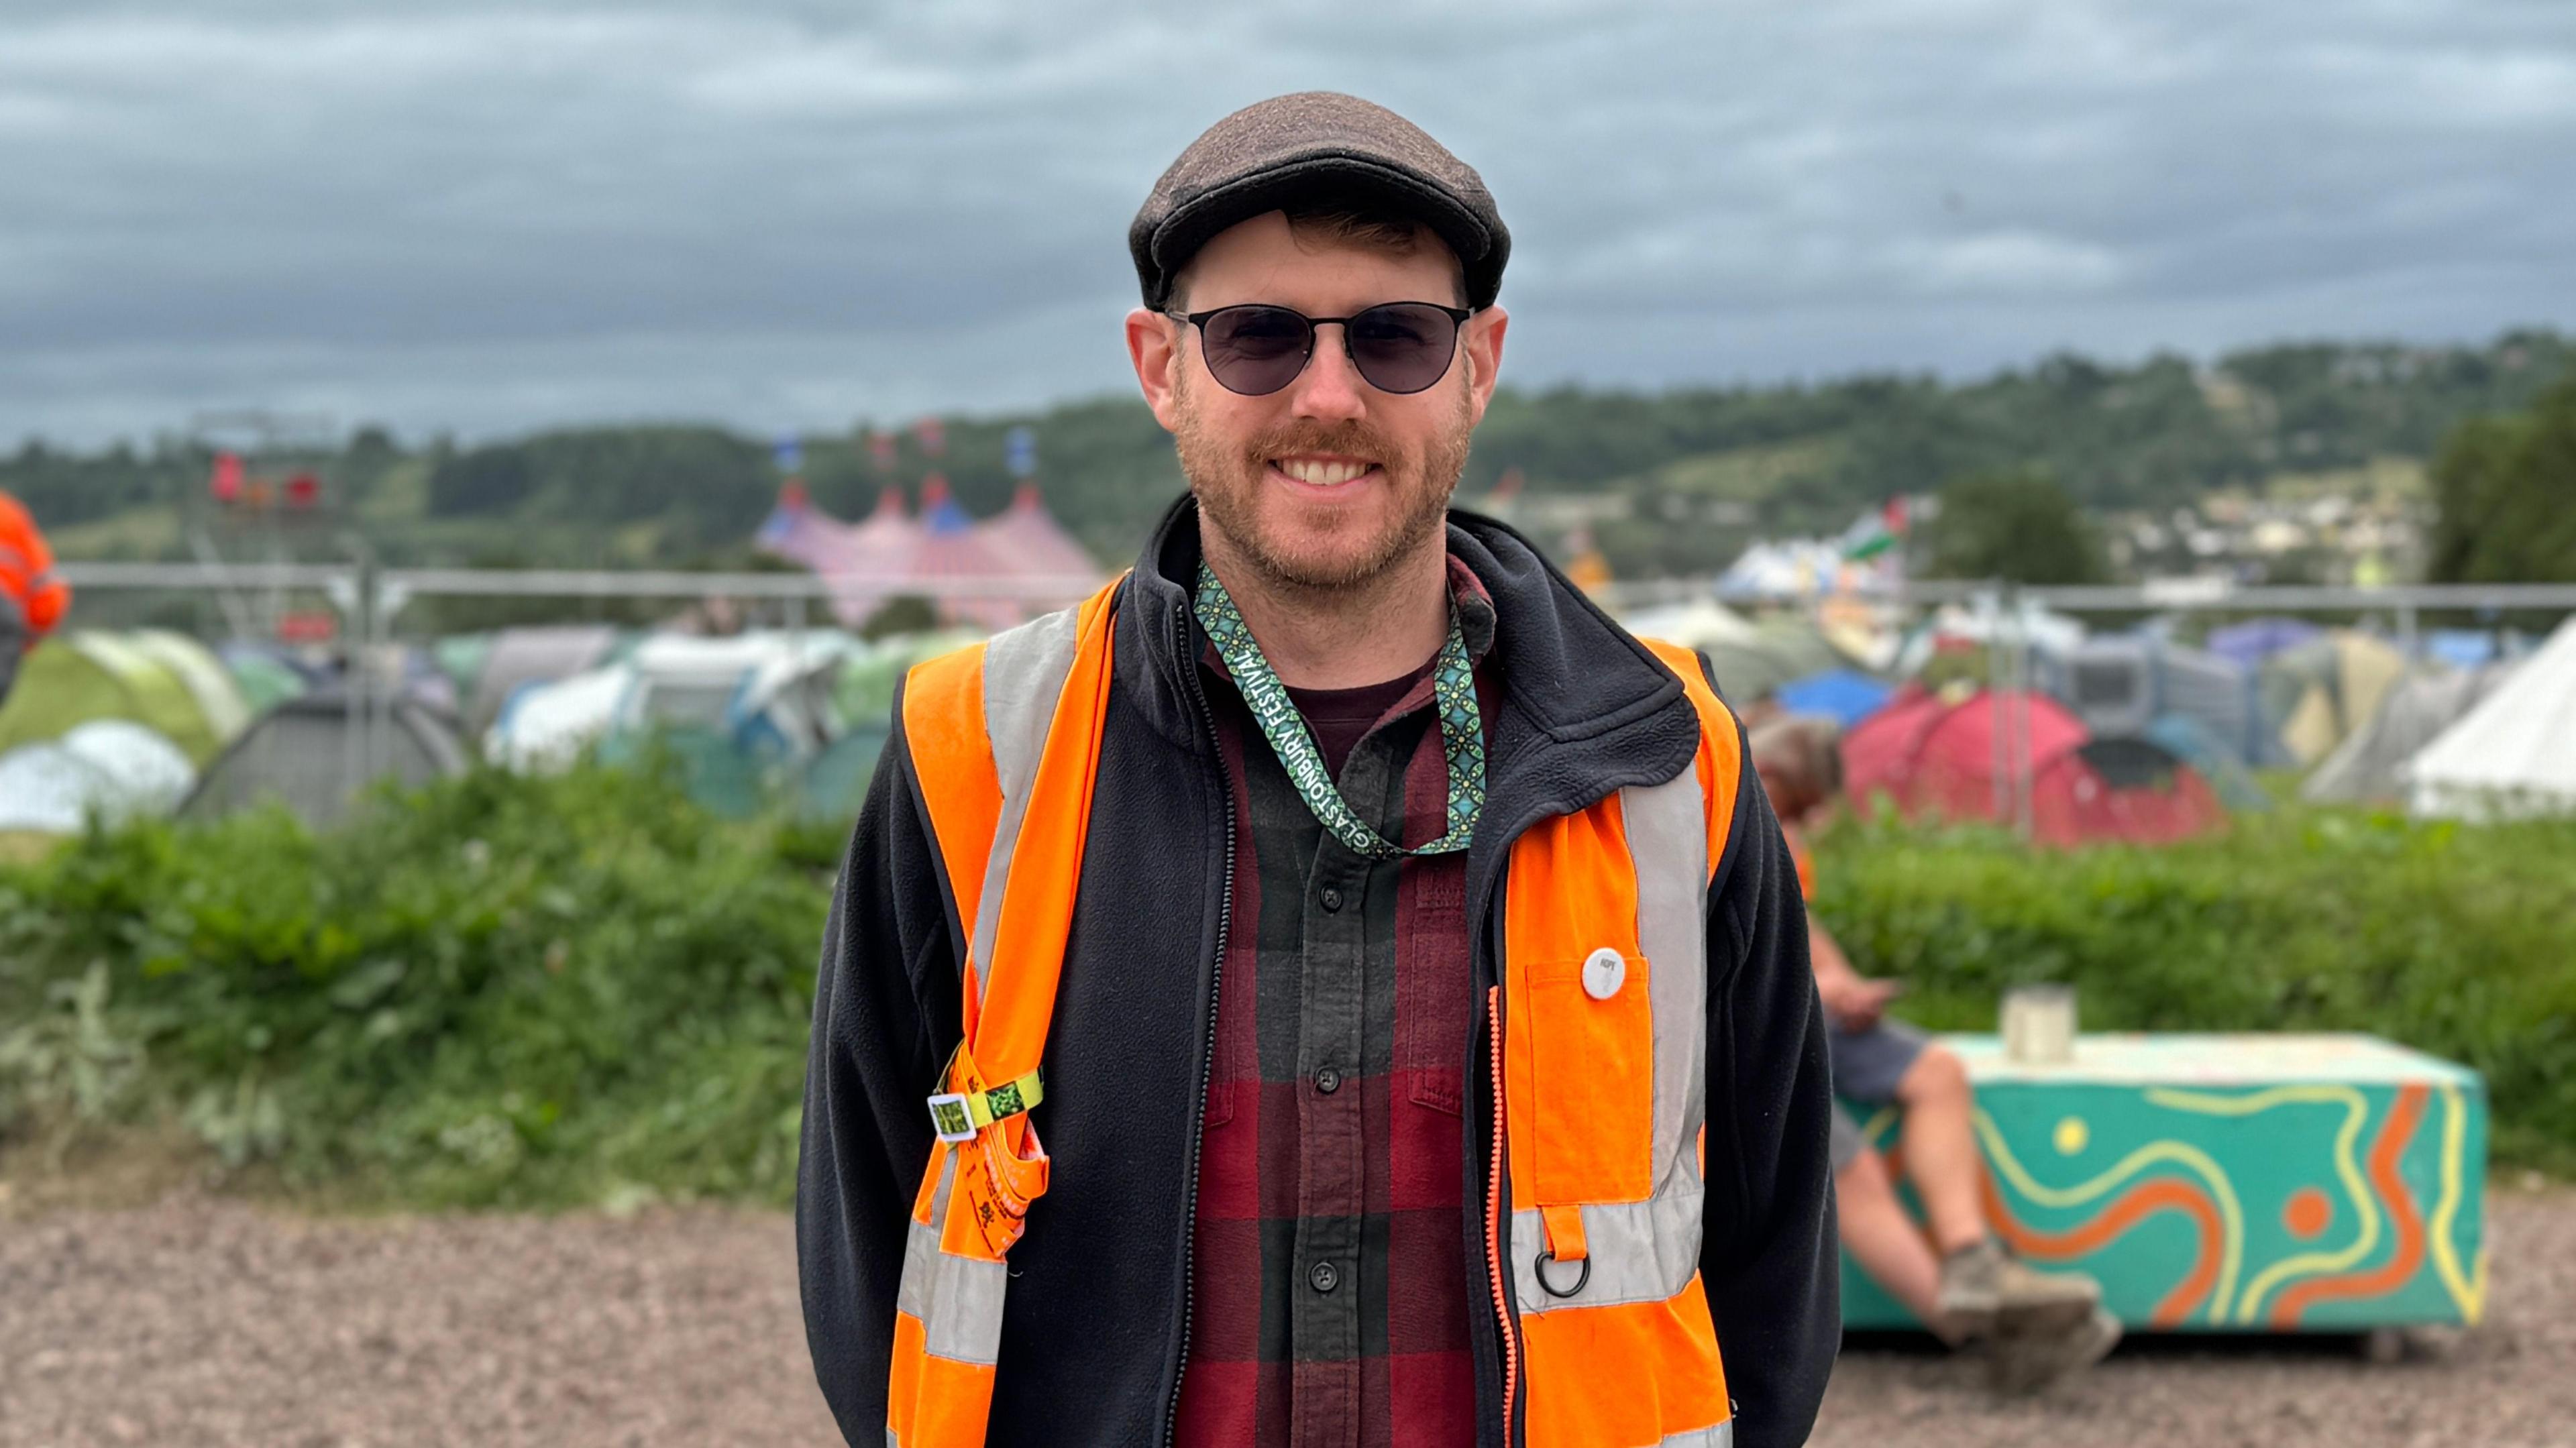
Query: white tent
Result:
<box><xmin>2408</xmin><ymin>616</ymin><xmax>2576</xmax><ymax>819</ymax></box>
<box><xmin>0</xmin><ymin>720</ymin><xmax>198</xmax><ymax>834</ymax></box>
<box><xmin>486</xmin><ymin>631</ymin><xmax>859</xmax><ymax>773</ymax></box>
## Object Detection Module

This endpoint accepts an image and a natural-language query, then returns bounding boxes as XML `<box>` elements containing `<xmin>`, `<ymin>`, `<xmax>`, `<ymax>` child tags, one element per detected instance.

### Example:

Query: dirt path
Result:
<box><xmin>2</xmin><ymin>1184</ymin><xmax>2565</xmax><ymax>1446</ymax></box>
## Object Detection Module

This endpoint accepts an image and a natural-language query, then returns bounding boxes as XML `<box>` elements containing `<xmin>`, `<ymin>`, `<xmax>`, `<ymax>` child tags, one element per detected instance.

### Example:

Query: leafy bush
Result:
<box><xmin>3</xmin><ymin>767</ymin><xmax>2570</xmax><ymax>1210</ymax></box>
<box><xmin>0</xmin><ymin>759</ymin><xmax>839</xmax><ymax>1209</ymax></box>
<box><xmin>1809</xmin><ymin>805</ymin><xmax>2576</xmax><ymax>1172</ymax></box>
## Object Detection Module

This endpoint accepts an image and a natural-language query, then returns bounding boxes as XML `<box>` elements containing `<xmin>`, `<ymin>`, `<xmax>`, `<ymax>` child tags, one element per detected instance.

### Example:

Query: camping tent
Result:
<box><xmin>2207</xmin><ymin>618</ymin><xmax>2323</xmax><ymax>668</ymax></box>
<box><xmin>218</xmin><ymin>645</ymin><xmax>311</xmax><ymax>715</ymax></box>
<box><xmin>2301</xmin><ymin>663</ymin><xmax>2522</xmax><ymax>805</ymax></box>
<box><xmin>127</xmin><ymin>630</ymin><xmax>252</xmax><ymax>745</ymax></box>
<box><xmin>1842</xmin><ymin>686</ymin><xmax>2226</xmax><ymax>846</ymax></box>
<box><xmin>1623</xmin><ymin>600</ymin><xmax>1760</xmax><ymax>652</ymax></box>
<box><xmin>2043</xmin><ymin>636</ymin><xmax>2265</xmax><ymax>766</ymax></box>
<box><xmin>0</xmin><ymin>721</ymin><xmax>199</xmax><ymax>834</ymax></box>
<box><xmin>432</xmin><ymin>634</ymin><xmax>496</xmax><ymax>707</ymax></box>
<box><xmin>832</xmin><ymin>630</ymin><xmax>985</xmax><ymax>731</ymax></box>
<box><xmin>0</xmin><ymin>632</ymin><xmax>229</xmax><ymax>765</ymax></box>
<box><xmin>1642</xmin><ymin>614</ymin><xmax>1859</xmax><ymax>707</ymax></box>
<box><xmin>1774</xmin><ymin>669</ymin><xmax>1894</xmax><ymax>729</ymax></box>
<box><xmin>1892</xmin><ymin>601</ymin><xmax>2088</xmax><ymax>681</ymax></box>
<box><xmin>2258</xmin><ymin>631</ymin><xmax>2406</xmax><ymax>767</ymax></box>
<box><xmin>2143</xmin><ymin>714</ymin><xmax>2270</xmax><ymax>813</ymax></box>
<box><xmin>2406</xmin><ymin>617</ymin><xmax>2576</xmax><ymax>819</ymax></box>
<box><xmin>466</xmin><ymin>624</ymin><xmax>622</xmax><ymax>734</ymax></box>
<box><xmin>181</xmin><ymin>692</ymin><xmax>472</xmax><ymax>828</ymax></box>
<box><xmin>486</xmin><ymin>631</ymin><xmax>859</xmax><ymax>807</ymax></box>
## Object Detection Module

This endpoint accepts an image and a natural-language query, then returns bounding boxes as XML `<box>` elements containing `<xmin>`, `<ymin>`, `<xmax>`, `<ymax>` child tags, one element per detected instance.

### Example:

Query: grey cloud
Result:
<box><xmin>3</xmin><ymin>0</ymin><xmax>2571</xmax><ymax>445</ymax></box>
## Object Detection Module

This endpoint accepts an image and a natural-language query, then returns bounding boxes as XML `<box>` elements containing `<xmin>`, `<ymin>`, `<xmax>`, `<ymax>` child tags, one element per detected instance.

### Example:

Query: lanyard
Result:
<box><xmin>1194</xmin><ymin>560</ymin><xmax>1485</xmax><ymax>858</ymax></box>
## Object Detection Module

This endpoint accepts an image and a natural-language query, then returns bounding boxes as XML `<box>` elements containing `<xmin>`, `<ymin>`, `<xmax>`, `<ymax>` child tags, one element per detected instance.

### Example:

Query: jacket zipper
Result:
<box><xmin>1164</xmin><ymin>612</ymin><xmax>1238</xmax><ymax>1448</ymax></box>
<box><xmin>1482</xmin><ymin>983</ymin><xmax>1522</xmax><ymax>1447</ymax></box>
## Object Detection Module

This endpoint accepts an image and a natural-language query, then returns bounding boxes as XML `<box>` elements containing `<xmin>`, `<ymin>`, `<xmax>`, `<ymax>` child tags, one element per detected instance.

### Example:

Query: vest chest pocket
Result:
<box><xmin>1511</xmin><ymin>950</ymin><xmax>1656</xmax><ymax>1207</ymax></box>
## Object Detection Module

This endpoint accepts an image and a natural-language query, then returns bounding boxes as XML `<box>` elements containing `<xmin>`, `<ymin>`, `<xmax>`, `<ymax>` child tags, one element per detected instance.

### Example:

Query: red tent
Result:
<box><xmin>1841</xmin><ymin>685</ymin><xmax>2225</xmax><ymax>846</ymax></box>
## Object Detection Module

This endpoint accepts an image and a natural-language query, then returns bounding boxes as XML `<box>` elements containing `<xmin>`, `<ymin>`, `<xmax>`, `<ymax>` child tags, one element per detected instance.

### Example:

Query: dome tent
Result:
<box><xmin>486</xmin><ymin>630</ymin><xmax>859</xmax><ymax>816</ymax></box>
<box><xmin>0</xmin><ymin>632</ymin><xmax>228</xmax><ymax>765</ymax></box>
<box><xmin>0</xmin><ymin>721</ymin><xmax>198</xmax><ymax>834</ymax></box>
<box><xmin>182</xmin><ymin>691</ymin><xmax>472</xmax><ymax>830</ymax></box>
<box><xmin>127</xmin><ymin>630</ymin><xmax>252</xmax><ymax>745</ymax></box>
<box><xmin>1841</xmin><ymin>685</ymin><xmax>2226</xmax><ymax>846</ymax></box>
<box><xmin>466</xmin><ymin>624</ymin><xmax>621</xmax><ymax>735</ymax></box>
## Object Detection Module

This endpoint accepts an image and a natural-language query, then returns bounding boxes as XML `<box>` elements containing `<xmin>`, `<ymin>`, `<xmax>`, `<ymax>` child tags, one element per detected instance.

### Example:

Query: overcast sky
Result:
<box><xmin>5</xmin><ymin>0</ymin><xmax>2571</xmax><ymax>447</ymax></box>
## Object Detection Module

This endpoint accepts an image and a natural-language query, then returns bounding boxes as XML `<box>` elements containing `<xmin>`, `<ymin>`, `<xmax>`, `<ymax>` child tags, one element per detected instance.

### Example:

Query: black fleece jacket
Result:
<box><xmin>798</xmin><ymin>499</ymin><xmax>1839</xmax><ymax>1447</ymax></box>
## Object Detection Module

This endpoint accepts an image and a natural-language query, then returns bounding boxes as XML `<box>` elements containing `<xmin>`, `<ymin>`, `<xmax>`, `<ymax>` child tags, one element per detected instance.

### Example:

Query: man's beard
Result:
<box><xmin>1173</xmin><ymin>370</ymin><xmax>1473</xmax><ymax>598</ymax></box>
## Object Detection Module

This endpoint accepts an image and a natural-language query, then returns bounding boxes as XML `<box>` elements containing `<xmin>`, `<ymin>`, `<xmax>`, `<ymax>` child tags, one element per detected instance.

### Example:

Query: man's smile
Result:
<box><xmin>1267</xmin><ymin>452</ymin><xmax>1383</xmax><ymax>494</ymax></box>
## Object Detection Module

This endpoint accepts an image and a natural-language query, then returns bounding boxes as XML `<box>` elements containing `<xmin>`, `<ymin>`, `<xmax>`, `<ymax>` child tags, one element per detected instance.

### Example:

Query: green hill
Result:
<box><xmin>9</xmin><ymin>331</ymin><xmax>2568</xmax><ymax>581</ymax></box>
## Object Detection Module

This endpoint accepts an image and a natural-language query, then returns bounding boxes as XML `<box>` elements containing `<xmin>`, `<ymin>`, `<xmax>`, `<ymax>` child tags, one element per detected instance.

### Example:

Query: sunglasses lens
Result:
<box><xmin>1199</xmin><ymin>307</ymin><xmax>1313</xmax><ymax>395</ymax></box>
<box><xmin>1346</xmin><ymin>304</ymin><xmax>1460</xmax><ymax>394</ymax></box>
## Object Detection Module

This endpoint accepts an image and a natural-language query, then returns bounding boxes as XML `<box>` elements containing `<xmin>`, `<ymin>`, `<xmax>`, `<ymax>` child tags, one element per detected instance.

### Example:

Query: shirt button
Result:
<box><xmin>1316</xmin><ymin>1067</ymin><xmax>1342</xmax><ymax>1095</ymax></box>
<box><xmin>1309</xmin><ymin>1261</ymin><xmax>1339</xmax><ymax>1294</ymax></box>
<box><xmin>1320</xmin><ymin>886</ymin><xmax>1344</xmax><ymax>913</ymax></box>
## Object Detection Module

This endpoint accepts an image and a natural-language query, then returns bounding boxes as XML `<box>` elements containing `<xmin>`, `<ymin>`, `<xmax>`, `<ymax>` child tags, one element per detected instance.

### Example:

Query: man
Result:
<box><xmin>0</xmin><ymin>489</ymin><xmax>72</xmax><ymax>708</ymax></box>
<box><xmin>1748</xmin><ymin>716</ymin><xmax>2118</xmax><ymax>1391</ymax></box>
<box><xmin>800</xmin><ymin>93</ymin><xmax>1837</xmax><ymax>1448</ymax></box>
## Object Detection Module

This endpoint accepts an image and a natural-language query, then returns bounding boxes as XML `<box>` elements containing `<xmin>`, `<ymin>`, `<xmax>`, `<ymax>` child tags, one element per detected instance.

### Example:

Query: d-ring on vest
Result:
<box><xmin>889</xmin><ymin>575</ymin><xmax>1743</xmax><ymax>1448</ymax></box>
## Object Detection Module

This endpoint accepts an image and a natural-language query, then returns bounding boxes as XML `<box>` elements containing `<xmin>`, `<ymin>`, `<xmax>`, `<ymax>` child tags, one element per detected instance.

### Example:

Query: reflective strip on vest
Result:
<box><xmin>964</xmin><ymin>605</ymin><xmax>1082</xmax><ymax>1011</ymax></box>
<box><xmin>887</xmin><ymin>578</ymin><xmax>1122</xmax><ymax>1448</ymax></box>
<box><xmin>1506</xmin><ymin>636</ymin><xmax>1742</xmax><ymax>1448</ymax></box>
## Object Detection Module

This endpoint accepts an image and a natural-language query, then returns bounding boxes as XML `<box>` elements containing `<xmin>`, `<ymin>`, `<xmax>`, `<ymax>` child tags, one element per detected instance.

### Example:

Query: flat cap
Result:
<box><xmin>1130</xmin><ymin>91</ymin><xmax>1509</xmax><ymax>312</ymax></box>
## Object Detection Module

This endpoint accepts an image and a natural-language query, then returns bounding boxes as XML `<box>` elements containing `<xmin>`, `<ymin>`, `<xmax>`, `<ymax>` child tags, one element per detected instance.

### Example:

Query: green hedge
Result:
<box><xmin>3</xmin><ymin>768</ymin><xmax>2571</xmax><ymax>1210</ymax></box>
<box><xmin>0</xmin><ymin>761</ymin><xmax>843</xmax><ymax>1209</ymax></box>
<box><xmin>1809</xmin><ymin>806</ymin><xmax>2576</xmax><ymax>1172</ymax></box>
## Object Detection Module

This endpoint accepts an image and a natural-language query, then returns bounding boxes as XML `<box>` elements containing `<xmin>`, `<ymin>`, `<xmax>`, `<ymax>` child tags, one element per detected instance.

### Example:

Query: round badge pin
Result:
<box><xmin>1582</xmin><ymin>947</ymin><xmax>1626</xmax><ymax>1001</ymax></box>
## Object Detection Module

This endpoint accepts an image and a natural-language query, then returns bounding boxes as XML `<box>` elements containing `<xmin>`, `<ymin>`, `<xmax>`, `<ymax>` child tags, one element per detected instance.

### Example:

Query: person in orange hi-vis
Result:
<box><xmin>0</xmin><ymin>489</ymin><xmax>73</xmax><ymax>708</ymax></box>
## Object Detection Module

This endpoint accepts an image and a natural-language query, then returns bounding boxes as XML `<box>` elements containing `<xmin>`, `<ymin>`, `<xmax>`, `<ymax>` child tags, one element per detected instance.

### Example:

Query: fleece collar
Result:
<box><xmin>1113</xmin><ymin>496</ymin><xmax>1702</xmax><ymax>860</ymax></box>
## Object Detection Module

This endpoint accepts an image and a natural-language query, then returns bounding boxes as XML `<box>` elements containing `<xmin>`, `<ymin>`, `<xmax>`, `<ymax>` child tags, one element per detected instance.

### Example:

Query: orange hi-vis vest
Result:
<box><xmin>890</xmin><ymin>577</ymin><xmax>1744</xmax><ymax>1448</ymax></box>
<box><xmin>0</xmin><ymin>490</ymin><xmax>70</xmax><ymax>636</ymax></box>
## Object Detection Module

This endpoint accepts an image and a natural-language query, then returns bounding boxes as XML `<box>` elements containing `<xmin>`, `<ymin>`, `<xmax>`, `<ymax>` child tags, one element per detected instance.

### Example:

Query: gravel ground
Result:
<box><xmin>1</xmin><ymin>1182</ymin><xmax>2565</xmax><ymax>1447</ymax></box>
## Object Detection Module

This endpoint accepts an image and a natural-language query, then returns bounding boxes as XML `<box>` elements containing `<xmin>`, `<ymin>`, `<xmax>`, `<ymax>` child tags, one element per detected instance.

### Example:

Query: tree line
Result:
<box><xmin>6</xmin><ymin>330</ymin><xmax>2568</xmax><ymax>581</ymax></box>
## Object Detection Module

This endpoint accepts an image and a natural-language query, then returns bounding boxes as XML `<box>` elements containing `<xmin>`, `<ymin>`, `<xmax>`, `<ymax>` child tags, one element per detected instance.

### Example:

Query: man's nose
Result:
<box><xmin>1287</xmin><ymin>324</ymin><xmax>1368</xmax><ymax>423</ymax></box>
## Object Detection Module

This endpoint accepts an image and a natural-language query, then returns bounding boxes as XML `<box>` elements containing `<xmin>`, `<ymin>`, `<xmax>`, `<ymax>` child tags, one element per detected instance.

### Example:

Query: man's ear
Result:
<box><xmin>1126</xmin><ymin>307</ymin><xmax>1185</xmax><ymax>433</ymax></box>
<box><xmin>1461</xmin><ymin>305</ymin><xmax>1509</xmax><ymax>427</ymax></box>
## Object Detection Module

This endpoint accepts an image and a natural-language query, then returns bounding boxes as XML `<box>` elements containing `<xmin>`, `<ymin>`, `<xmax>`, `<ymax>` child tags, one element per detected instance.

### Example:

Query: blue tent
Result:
<box><xmin>1774</xmin><ymin>669</ymin><xmax>1894</xmax><ymax>729</ymax></box>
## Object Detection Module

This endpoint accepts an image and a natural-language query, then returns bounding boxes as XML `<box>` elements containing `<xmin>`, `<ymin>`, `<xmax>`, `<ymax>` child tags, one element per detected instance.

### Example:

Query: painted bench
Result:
<box><xmin>1838</xmin><ymin>1032</ymin><xmax>2488</xmax><ymax>1332</ymax></box>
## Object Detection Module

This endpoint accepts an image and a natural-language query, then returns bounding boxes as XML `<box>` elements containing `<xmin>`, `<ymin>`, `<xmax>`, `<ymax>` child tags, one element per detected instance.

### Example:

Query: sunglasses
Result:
<box><xmin>1167</xmin><ymin>301</ymin><xmax>1474</xmax><ymax>396</ymax></box>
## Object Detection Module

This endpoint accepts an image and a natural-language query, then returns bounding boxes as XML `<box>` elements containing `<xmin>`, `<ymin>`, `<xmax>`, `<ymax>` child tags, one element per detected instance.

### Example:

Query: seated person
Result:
<box><xmin>1750</xmin><ymin>715</ymin><xmax>2118</xmax><ymax>1388</ymax></box>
